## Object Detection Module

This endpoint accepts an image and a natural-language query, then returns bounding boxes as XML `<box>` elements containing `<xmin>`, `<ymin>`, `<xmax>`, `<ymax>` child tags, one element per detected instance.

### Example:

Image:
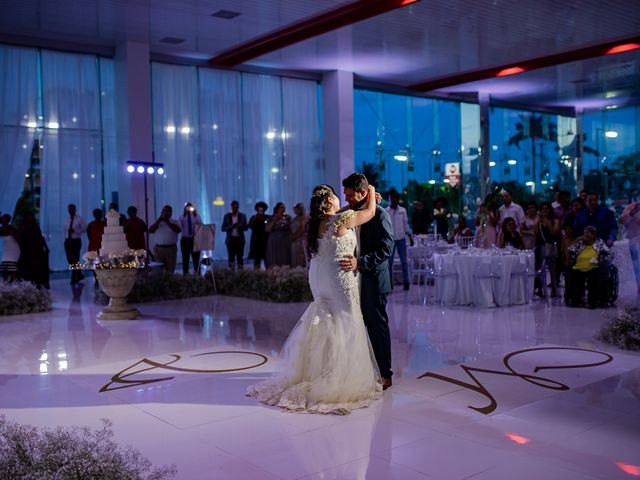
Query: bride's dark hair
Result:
<box><xmin>307</xmin><ymin>185</ymin><xmax>335</xmax><ymax>258</ymax></box>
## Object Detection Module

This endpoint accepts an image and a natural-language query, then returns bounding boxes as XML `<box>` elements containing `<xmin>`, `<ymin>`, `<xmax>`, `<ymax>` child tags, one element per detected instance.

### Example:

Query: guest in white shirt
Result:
<box><xmin>64</xmin><ymin>204</ymin><xmax>87</xmax><ymax>284</ymax></box>
<box><xmin>498</xmin><ymin>189</ymin><xmax>525</xmax><ymax>232</ymax></box>
<box><xmin>386</xmin><ymin>190</ymin><xmax>412</xmax><ymax>290</ymax></box>
<box><xmin>149</xmin><ymin>205</ymin><xmax>181</xmax><ymax>273</ymax></box>
<box><xmin>179</xmin><ymin>202</ymin><xmax>203</xmax><ymax>276</ymax></box>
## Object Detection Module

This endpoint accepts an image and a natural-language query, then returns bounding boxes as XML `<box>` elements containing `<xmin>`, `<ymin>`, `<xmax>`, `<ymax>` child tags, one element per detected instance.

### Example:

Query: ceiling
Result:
<box><xmin>1</xmin><ymin>0</ymin><xmax>639</xmax><ymax>111</ymax></box>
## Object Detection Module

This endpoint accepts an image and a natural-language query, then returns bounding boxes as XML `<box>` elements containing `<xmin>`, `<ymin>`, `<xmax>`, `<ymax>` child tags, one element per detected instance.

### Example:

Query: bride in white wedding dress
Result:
<box><xmin>247</xmin><ymin>184</ymin><xmax>383</xmax><ymax>414</ymax></box>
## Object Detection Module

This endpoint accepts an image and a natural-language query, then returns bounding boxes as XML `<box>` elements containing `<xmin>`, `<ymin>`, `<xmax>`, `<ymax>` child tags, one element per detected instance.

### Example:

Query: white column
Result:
<box><xmin>322</xmin><ymin>70</ymin><xmax>355</xmax><ymax>195</ymax></box>
<box><xmin>114</xmin><ymin>41</ymin><xmax>154</xmax><ymax>219</ymax></box>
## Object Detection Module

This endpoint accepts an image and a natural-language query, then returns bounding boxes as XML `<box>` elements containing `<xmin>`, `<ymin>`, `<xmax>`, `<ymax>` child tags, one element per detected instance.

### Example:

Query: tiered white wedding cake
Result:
<box><xmin>101</xmin><ymin>209</ymin><xmax>129</xmax><ymax>256</ymax></box>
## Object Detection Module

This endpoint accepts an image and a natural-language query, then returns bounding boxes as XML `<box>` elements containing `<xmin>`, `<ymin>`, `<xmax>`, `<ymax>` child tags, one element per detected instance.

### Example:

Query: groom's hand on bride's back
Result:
<box><xmin>339</xmin><ymin>255</ymin><xmax>358</xmax><ymax>272</ymax></box>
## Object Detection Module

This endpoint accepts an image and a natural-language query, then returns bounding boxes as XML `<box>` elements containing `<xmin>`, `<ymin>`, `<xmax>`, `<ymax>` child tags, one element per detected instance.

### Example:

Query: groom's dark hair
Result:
<box><xmin>342</xmin><ymin>173</ymin><xmax>369</xmax><ymax>192</ymax></box>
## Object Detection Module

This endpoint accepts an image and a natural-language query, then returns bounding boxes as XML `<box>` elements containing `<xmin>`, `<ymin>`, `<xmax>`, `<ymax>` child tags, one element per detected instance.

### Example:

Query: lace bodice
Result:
<box><xmin>310</xmin><ymin>212</ymin><xmax>360</xmax><ymax>307</ymax></box>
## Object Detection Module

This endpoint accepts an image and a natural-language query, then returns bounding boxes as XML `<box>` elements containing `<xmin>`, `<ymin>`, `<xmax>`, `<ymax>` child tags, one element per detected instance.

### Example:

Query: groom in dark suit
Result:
<box><xmin>339</xmin><ymin>173</ymin><xmax>395</xmax><ymax>390</ymax></box>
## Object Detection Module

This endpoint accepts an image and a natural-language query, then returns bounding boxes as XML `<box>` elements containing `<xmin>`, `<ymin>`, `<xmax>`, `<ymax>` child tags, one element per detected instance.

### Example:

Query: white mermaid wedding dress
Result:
<box><xmin>247</xmin><ymin>212</ymin><xmax>383</xmax><ymax>414</ymax></box>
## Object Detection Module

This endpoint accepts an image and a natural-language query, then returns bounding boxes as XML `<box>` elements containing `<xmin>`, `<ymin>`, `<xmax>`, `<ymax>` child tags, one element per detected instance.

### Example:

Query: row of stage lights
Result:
<box><xmin>126</xmin><ymin>161</ymin><xmax>165</xmax><ymax>175</ymax></box>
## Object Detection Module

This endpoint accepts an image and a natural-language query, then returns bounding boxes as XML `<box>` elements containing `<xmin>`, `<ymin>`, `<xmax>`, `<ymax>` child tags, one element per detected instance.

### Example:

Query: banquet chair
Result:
<box><xmin>473</xmin><ymin>257</ymin><xmax>502</xmax><ymax>306</ymax></box>
<box><xmin>508</xmin><ymin>253</ymin><xmax>538</xmax><ymax>304</ymax></box>
<box><xmin>409</xmin><ymin>246</ymin><xmax>431</xmax><ymax>304</ymax></box>
<box><xmin>432</xmin><ymin>254</ymin><xmax>459</xmax><ymax>306</ymax></box>
<box><xmin>455</xmin><ymin>236</ymin><xmax>475</xmax><ymax>248</ymax></box>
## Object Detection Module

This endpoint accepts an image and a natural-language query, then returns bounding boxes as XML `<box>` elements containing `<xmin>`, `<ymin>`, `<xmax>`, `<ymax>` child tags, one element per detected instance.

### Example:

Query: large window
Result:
<box><xmin>488</xmin><ymin>108</ymin><xmax>577</xmax><ymax>202</ymax></box>
<box><xmin>151</xmin><ymin>63</ymin><xmax>323</xmax><ymax>260</ymax></box>
<box><xmin>354</xmin><ymin>89</ymin><xmax>481</xmax><ymax>229</ymax></box>
<box><xmin>583</xmin><ymin>106</ymin><xmax>640</xmax><ymax>211</ymax></box>
<box><xmin>0</xmin><ymin>45</ymin><xmax>122</xmax><ymax>270</ymax></box>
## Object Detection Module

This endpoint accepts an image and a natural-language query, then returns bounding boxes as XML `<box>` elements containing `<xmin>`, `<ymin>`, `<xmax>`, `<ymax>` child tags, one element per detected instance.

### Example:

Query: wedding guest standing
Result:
<box><xmin>289</xmin><ymin>202</ymin><xmax>308</xmax><ymax>268</ymax></box>
<box><xmin>475</xmin><ymin>193</ymin><xmax>499</xmax><ymax>248</ymax></box>
<box><xmin>265</xmin><ymin>202</ymin><xmax>291</xmax><ymax>268</ymax></box>
<box><xmin>433</xmin><ymin>197</ymin><xmax>449</xmax><ymax>239</ymax></box>
<box><xmin>64</xmin><ymin>204</ymin><xmax>87</xmax><ymax>284</ymax></box>
<box><xmin>18</xmin><ymin>212</ymin><xmax>49</xmax><ymax>289</ymax></box>
<box><xmin>411</xmin><ymin>200</ymin><xmax>431</xmax><ymax>235</ymax></box>
<box><xmin>221</xmin><ymin>200</ymin><xmax>248</xmax><ymax>271</ymax></box>
<box><xmin>248</xmin><ymin>201</ymin><xmax>269</xmax><ymax>270</ymax></box>
<box><xmin>574</xmin><ymin>192</ymin><xmax>618</xmax><ymax>247</ymax></box>
<box><xmin>386</xmin><ymin>190</ymin><xmax>411</xmax><ymax>290</ymax></box>
<box><xmin>86</xmin><ymin>209</ymin><xmax>105</xmax><ymax>253</ymax></box>
<box><xmin>520</xmin><ymin>202</ymin><xmax>540</xmax><ymax>250</ymax></box>
<box><xmin>537</xmin><ymin>202</ymin><xmax>561</xmax><ymax>297</ymax></box>
<box><xmin>498</xmin><ymin>189</ymin><xmax>525</xmax><ymax>231</ymax></box>
<box><xmin>124</xmin><ymin>206</ymin><xmax>147</xmax><ymax>250</ymax></box>
<box><xmin>621</xmin><ymin>196</ymin><xmax>640</xmax><ymax>296</ymax></box>
<box><xmin>0</xmin><ymin>214</ymin><xmax>20</xmax><ymax>282</ymax></box>
<box><xmin>149</xmin><ymin>205</ymin><xmax>181</xmax><ymax>273</ymax></box>
<box><xmin>179</xmin><ymin>202</ymin><xmax>203</xmax><ymax>275</ymax></box>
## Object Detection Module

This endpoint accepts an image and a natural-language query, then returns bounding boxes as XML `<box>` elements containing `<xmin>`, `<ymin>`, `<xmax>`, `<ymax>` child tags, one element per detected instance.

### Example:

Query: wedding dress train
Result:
<box><xmin>247</xmin><ymin>212</ymin><xmax>382</xmax><ymax>414</ymax></box>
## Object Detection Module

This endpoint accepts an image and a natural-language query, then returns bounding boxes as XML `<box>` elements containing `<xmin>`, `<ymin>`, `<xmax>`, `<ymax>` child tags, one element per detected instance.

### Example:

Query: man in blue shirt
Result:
<box><xmin>574</xmin><ymin>192</ymin><xmax>618</xmax><ymax>247</ymax></box>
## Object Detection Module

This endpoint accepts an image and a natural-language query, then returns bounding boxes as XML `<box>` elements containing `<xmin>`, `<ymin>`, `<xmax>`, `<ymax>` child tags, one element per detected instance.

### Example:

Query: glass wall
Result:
<box><xmin>488</xmin><ymin>108</ymin><xmax>577</xmax><ymax>203</ymax></box>
<box><xmin>354</xmin><ymin>89</ymin><xmax>481</xmax><ymax>232</ymax></box>
<box><xmin>583</xmin><ymin>105</ymin><xmax>640</xmax><ymax>212</ymax></box>
<box><xmin>151</xmin><ymin>63</ymin><xmax>323</xmax><ymax>260</ymax></box>
<box><xmin>0</xmin><ymin>44</ymin><xmax>122</xmax><ymax>270</ymax></box>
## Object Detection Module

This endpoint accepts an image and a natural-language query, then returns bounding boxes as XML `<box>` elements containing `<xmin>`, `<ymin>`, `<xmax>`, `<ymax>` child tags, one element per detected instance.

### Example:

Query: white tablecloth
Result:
<box><xmin>612</xmin><ymin>239</ymin><xmax>637</xmax><ymax>305</ymax></box>
<box><xmin>433</xmin><ymin>251</ymin><xmax>535</xmax><ymax>307</ymax></box>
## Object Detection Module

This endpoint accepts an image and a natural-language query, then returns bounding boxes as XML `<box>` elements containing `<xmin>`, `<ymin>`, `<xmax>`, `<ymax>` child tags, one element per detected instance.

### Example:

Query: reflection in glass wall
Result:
<box><xmin>583</xmin><ymin>105</ymin><xmax>640</xmax><ymax>212</ymax></box>
<box><xmin>488</xmin><ymin>108</ymin><xmax>577</xmax><ymax>203</ymax></box>
<box><xmin>354</xmin><ymin>89</ymin><xmax>481</xmax><ymax>234</ymax></box>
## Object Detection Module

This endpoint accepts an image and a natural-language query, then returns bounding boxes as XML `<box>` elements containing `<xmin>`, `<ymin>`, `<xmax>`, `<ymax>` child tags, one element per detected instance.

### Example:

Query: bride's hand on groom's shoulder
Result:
<box><xmin>374</xmin><ymin>192</ymin><xmax>382</xmax><ymax>204</ymax></box>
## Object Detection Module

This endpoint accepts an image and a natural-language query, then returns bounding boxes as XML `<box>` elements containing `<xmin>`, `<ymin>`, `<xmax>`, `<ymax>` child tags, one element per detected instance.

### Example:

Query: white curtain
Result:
<box><xmin>151</xmin><ymin>62</ymin><xmax>201</xmax><ymax>222</ymax></box>
<box><xmin>151</xmin><ymin>64</ymin><xmax>324</xmax><ymax>259</ymax></box>
<box><xmin>198</xmin><ymin>68</ymin><xmax>242</xmax><ymax>258</ymax></box>
<box><xmin>0</xmin><ymin>45</ymin><xmax>37</xmax><ymax>218</ymax></box>
<box><xmin>281</xmin><ymin>77</ymin><xmax>323</xmax><ymax>209</ymax></box>
<box><xmin>100</xmin><ymin>58</ymin><xmax>131</xmax><ymax>212</ymax></box>
<box><xmin>40</xmin><ymin>50</ymin><xmax>103</xmax><ymax>270</ymax></box>
<box><xmin>0</xmin><ymin>45</ymin><xmax>38</xmax><ymax>262</ymax></box>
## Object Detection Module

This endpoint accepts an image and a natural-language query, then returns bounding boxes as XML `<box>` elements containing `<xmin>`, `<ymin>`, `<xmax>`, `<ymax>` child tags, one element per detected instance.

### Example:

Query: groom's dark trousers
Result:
<box><xmin>357</xmin><ymin>205</ymin><xmax>395</xmax><ymax>379</ymax></box>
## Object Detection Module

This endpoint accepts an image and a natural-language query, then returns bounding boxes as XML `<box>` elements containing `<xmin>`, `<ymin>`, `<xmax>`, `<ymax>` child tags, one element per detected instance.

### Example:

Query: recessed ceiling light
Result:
<box><xmin>211</xmin><ymin>10</ymin><xmax>241</xmax><ymax>19</ymax></box>
<box><xmin>160</xmin><ymin>36</ymin><xmax>185</xmax><ymax>44</ymax></box>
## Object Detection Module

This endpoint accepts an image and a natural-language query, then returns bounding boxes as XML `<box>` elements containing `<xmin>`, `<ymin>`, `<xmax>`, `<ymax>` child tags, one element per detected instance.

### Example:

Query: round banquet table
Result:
<box><xmin>433</xmin><ymin>250</ymin><xmax>535</xmax><ymax>307</ymax></box>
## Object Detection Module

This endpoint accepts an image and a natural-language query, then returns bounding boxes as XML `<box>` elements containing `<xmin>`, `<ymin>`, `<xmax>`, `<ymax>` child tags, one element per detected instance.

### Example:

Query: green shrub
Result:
<box><xmin>96</xmin><ymin>267</ymin><xmax>312</xmax><ymax>305</ymax></box>
<box><xmin>0</xmin><ymin>281</ymin><xmax>52</xmax><ymax>316</ymax></box>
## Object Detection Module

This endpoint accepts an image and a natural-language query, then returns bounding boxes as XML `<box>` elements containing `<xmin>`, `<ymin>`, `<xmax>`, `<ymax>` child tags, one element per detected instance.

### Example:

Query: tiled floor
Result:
<box><xmin>1</xmin><ymin>279</ymin><xmax>639</xmax><ymax>479</ymax></box>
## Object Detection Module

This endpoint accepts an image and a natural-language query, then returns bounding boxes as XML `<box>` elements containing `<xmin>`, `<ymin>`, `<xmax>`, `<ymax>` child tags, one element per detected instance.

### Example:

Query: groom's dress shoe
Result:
<box><xmin>381</xmin><ymin>377</ymin><xmax>392</xmax><ymax>390</ymax></box>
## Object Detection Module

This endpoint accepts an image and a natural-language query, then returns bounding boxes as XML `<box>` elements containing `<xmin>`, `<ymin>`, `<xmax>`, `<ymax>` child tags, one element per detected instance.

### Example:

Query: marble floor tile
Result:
<box><xmin>1</xmin><ymin>278</ymin><xmax>639</xmax><ymax>480</ymax></box>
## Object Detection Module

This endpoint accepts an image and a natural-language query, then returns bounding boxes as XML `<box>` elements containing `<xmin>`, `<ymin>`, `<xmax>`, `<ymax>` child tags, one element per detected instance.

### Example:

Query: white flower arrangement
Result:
<box><xmin>72</xmin><ymin>249</ymin><xmax>146</xmax><ymax>271</ymax></box>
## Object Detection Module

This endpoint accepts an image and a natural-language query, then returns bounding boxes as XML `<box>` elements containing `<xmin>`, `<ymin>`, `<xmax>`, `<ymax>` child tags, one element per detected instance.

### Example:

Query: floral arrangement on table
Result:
<box><xmin>70</xmin><ymin>249</ymin><xmax>147</xmax><ymax>271</ymax></box>
<box><xmin>0</xmin><ymin>281</ymin><xmax>52</xmax><ymax>316</ymax></box>
<box><xmin>596</xmin><ymin>307</ymin><xmax>640</xmax><ymax>351</ymax></box>
<box><xmin>0</xmin><ymin>415</ymin><xmax>177</xmax><ymax>479</ymax></box>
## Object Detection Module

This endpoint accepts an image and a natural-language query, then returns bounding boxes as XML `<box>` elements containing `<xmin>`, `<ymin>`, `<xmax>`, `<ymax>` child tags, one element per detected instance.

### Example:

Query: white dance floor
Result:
<box><xmin>1</xmin><ymin>280</ymin><xmax>639</xmax><ymax>479</ymax></box>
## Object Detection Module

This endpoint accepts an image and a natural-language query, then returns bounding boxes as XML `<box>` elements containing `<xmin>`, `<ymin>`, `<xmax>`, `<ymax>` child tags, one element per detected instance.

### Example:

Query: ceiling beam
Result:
<box><xmin>410</xmin><ymin>36</ymin><xmax>640</xmax><ymax>92</ymax></box>
<box><xmin>209</xmin><ymin>0</ymin><xmax>420</xmax><ymax>67</ymax></box>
